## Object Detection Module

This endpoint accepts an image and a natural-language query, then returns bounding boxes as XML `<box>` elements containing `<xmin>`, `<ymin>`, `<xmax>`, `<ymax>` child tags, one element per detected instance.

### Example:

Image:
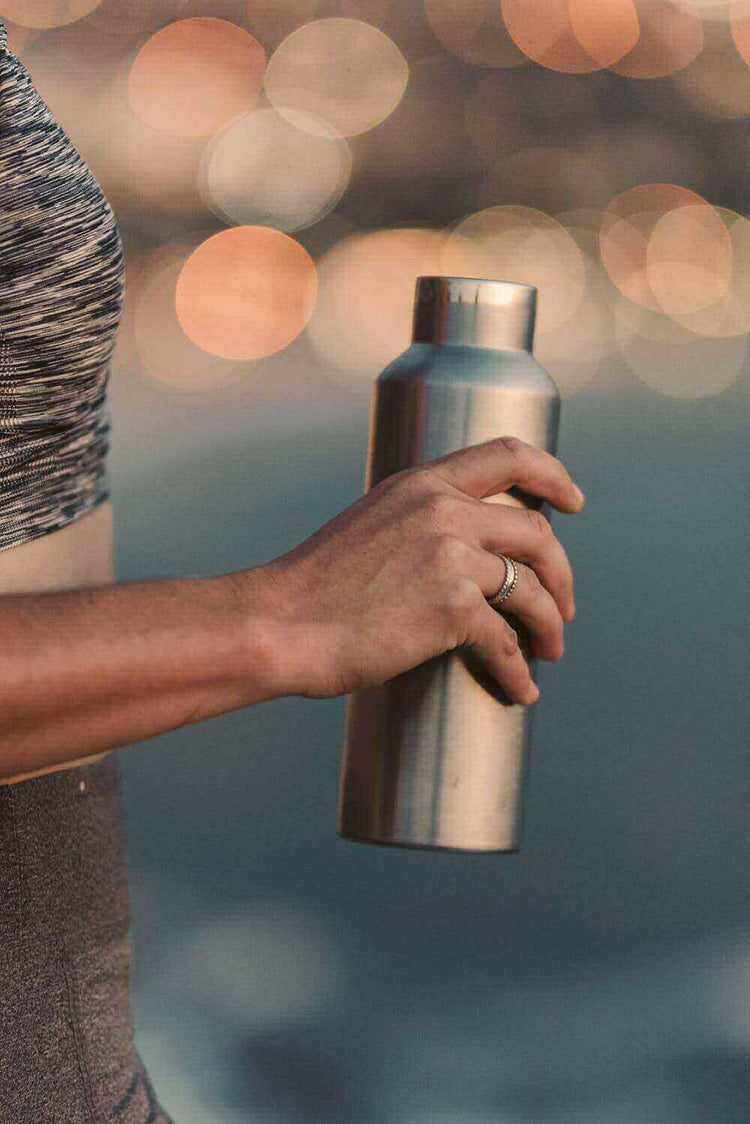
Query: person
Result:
<box><xmin>0</xmin><ymin>18</ymin><xmax>584</xmax><ymax>1122</ymax></box>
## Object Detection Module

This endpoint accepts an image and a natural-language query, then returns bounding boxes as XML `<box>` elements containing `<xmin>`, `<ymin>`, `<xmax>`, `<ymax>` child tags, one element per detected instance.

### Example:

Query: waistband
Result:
<box><xmin>0</xmin><ymin>753</ymin><xmax>131</xmax><ymax>946</ymax></box>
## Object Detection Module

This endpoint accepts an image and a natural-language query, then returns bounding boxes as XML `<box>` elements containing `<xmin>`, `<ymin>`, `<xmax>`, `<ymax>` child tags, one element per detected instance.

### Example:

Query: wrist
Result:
<box><xmin>218</xmin><ymin>564</ymin><xmax>301</xmax><ymax>702</ymax></box>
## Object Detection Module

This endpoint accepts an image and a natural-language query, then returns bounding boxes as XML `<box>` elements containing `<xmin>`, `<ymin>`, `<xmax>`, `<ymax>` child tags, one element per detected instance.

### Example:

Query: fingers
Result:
<box><xmin>441</xmin><ymin>567</ymin><xmax>541</xmax><ymax>706</ymax></box>
<box><xmin>464</xmin><ymin>596</ymin><xmax>539</xmax><ymax>707</ymax></box>
<box><xmin>461</xmin><ymin>501</ymin><xmax>575</xmax><ymax>621</ymax></box>
<box><xmin>467</xmin><ymin>548</ymin><xmax>564</xmax><ymax>662</ymax></box>
<box><xmin>420</xmin><ymin>435</ymin><xmax>585</xmax><ymax>514</ymax></box>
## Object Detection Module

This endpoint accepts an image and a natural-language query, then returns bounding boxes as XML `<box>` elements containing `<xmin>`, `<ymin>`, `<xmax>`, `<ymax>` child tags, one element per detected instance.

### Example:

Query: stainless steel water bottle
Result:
<box><xmin>336</xmin><ymin>276</ymin><xmax>561</xmax><ymax>853</ymax></box>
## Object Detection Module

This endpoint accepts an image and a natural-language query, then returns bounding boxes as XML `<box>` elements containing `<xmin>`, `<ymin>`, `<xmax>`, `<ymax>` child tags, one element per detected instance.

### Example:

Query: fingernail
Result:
<box><xmin>528</xmin><ymin>683</ymin><xmax>540</xmax><ymax>703</ymax></box>
<box><xmin>573</xmin><ymin>484</ymin><xmax>585</xmax><ymax>505</ymax></box>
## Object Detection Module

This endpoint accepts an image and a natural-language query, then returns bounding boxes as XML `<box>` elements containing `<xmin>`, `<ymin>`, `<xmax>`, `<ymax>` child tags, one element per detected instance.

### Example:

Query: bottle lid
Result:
<box><xmin>412</xmin><ymin>276</ymin><xmax>537</xmax><ymax>351</ymax></box>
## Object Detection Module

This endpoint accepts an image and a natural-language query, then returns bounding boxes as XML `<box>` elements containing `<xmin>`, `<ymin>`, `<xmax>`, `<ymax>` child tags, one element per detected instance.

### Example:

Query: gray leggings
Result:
<box><xmin>0</xmin><ymin>755</ymin><xmax>174</xmax><ymax>1122</ymax></box>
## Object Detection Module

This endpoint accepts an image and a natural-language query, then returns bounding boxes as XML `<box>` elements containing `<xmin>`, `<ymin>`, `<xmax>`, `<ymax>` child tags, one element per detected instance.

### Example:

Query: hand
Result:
<box><xmin>257</xmin><ymin>436</ymin><xmax>585</xmax><ymax>705</ymax></box>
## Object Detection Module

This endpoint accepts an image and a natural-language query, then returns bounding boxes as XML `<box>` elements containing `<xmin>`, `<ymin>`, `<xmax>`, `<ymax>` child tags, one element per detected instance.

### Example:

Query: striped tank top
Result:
<box><xmin>0</xmin><ymin>20</ymin><xmax>125</xmax><ymax>553</ymax></box>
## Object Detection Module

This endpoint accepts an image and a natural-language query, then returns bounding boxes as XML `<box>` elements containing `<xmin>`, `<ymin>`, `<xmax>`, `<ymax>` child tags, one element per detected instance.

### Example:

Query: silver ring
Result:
<box><xmin>487</xmin><ymin>555</ymin><xmax>518</xmax><ymax>608</ymax></box>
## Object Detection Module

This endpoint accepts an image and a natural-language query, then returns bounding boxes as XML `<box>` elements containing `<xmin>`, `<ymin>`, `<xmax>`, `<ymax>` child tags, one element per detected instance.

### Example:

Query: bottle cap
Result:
<box><xmin>412</xmin><ymin>276</ymin><xmax>537</xmax><ymax>351</ymax></box>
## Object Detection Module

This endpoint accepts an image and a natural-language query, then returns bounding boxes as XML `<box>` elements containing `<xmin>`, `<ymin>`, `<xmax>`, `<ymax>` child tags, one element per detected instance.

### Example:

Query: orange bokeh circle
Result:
<box><xmin>425</xmin><ymin>0</ymin><xmax>527</xmax><ymax>68</ymax></box>
<box><xmin>175</xmin><ymin>227</ymin><xmax>318</xmax><ymax>361</ymax></box>
<box><xmin>0</xmin><ymin>0</ymin><xmax>99</xmax><ymax>28</ymax></box>
<box><xmin>501</xmin><ymin>0</ymin><xmax>639</xmax><ymax>74</ymax></box>
<box><xmin>600</xmin><ymin>185</ymin><xmax>732</xmax><ymax>314</ymax></box>
<box><xmin>128</xmin><ymin>18</ymin><xmax>266</xmax><ymax>137</ymax></box>
<box><xmin>568</xmin><ymin>0</ymin><xmax>640</xmax><ymax>67</ymax></box>
<box><xmin>731</xmin><ymin>1</ymin><xmax>750</xmax><ymax>63</ymax></box>
<box><xmin>608</xmin><ymin>0</ymin><xmax>703</xmax><ymax>78</ymax></box>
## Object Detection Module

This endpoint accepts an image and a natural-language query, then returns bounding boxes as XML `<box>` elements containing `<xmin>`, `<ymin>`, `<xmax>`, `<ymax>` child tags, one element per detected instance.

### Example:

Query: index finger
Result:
<box><xmin>422</xmin><ymin>435</ymin><xmax>585</xmax><ymax>514</ymax></box>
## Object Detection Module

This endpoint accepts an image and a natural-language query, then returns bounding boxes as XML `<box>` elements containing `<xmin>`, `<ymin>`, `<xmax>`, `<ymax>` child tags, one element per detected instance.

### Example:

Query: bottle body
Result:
<box><xmin>337</xmin><ymin>278</ymin><xmax>561</xmax><ymax>852</ymax></box>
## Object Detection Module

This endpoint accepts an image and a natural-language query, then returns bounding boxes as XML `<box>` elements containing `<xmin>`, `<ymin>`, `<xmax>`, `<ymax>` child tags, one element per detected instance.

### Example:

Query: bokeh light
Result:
<box><xmin>246</xmin><ymin>0</ymin><xmax>394</xmax><ymax>48</ymax></box>
<box><xmin>175</xmin><ymin>227</ymin><xmax>318</xmax><ymax>361</ymax></box>
<box><xmin>600</xmin><ymin>185</ymin><xmax>731</xmax><ymax>315</ymax></box>
<box><xmin>568</xmin><ymin>0</ymin><xmax>641</xmax><ymax>66</ymax></box>
<box><xmin>596</xmin><ymin>195</ymin><xmax>746</xmax><ymax>400</ymax></box>
<box><xmin>501</xmin><ymin>0</ymin><xmax>639</xmax><ymax>74</ymax></box>
<box><xmin>306</xmin><ymin>227</ymin><xmax>449</xmax><ymax>383</ymax></box>
<box><xmin>263</xmin><ymin>18</ymin><xmax>409</xmax><ymax>138</ymax></box>
<box><xmin>97</xmin><ymin>67</ymin><xmax>207</xmax><ymax>217</ymax></box>
<box><xmin>537</xmin><ymin>210</ymin><xmax>620</xmax><ymax>393</ymax></box>
<box><xmin>198</xmin><ymin>107</ymin><xmax>351</xmax><ymax>232</ymax></box>
<box><xmin>134</xmin><ymin>250</ymin><xmax>248</xmax><ymax>393</ymax></box>
<box><xmin>730</xmin><ymin>0</ymin><xmax>750</xmax><ymax>61</ymax></box>
<box><xmin>2</xmin><ymin>32</ymin><xmax>117</xmax><ymax>156</ymax></box>
<box><xmin>613</xmin><ymin>300</ymin><xmax>747</xmax><ymax>397</ymax></box>
<box><xmin>424</xmin><ymin>0</ymin><xmax>527</xmax><ymax>68</ymax></box>
<box><xmin>163</xmin><ymin>901</ymin><xmax>351</xmax><ymax>1028</ymax></box>
<box><xmin>442</xmin><ymin>206</ymin><xmax>586</xmax><ymax>333</ymax></box>
<box><xmin>668</xmin><ymin>208</ymin><xmax>750</xmax><ymax>337</ymax></box>
<box><xmin>501</xmin><ymin>0</ymin><xmax>600</xmax><ymax>74</ymax></box>
<box><xmin>674</xmin><ymin>20</ymin><xmax>750</xmax><ymax>118</ymax></box>
<box><xmin>0</xmin><ymin>0</ymin><xmax>100</xmax><ymax>28</ymax></box>
<box><xmin>609</xmin><ymin>280</ymin><xmax>699</xmax><ymax>342</ymax></box>
<box><xmin>111</xmin><ymin>242</ymin><xmax>183</xmax><ymax>375</ymax></box>
<box><xmin>648</xmin><ymin>204</ymin><xmax>732</xmax><ymax>315</ymax></box>
<box><xmin>534</xmin><ymin>285</ymin><xmax>612</xmax><ymax>394</ymax></box>
<box><xmin>128</xmin><ymin>18</ymin><xmax>266</xmax><ymax>138</ymax></box>
<box><xmin>608</xmin><ymin>0</ymin><xmax>703</xmax><ymax>78</ymax></box>
<box><xmin>0</xmin><ymin>17</ymin><xmax>40</xmax><ymax>54</ymax></box>
<box><xmin>711</xmin><ymin>940</ymin><xmax>750</xmax><ymax>1049</ymax></box>
<box><xmin>5</xmin><ymin>6</ymin><xmax>136</xmax><ymax>65</ymax></box>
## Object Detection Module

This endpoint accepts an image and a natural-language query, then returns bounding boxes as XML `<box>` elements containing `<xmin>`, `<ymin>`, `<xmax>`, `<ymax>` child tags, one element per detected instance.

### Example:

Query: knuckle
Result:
<box><xmin>525</xmin><ymin>507</ymin><xmax>552</xmax><ymax>538</ymax></box>
<box><xmin>499</xmin><ymin>621</ymin><xmax>519</xmax><ymax>658</ymax></box>
<box><xmin>497</xmin><ymin>435</ymin><xmax>525</xmax><ymax>457</ymax></box>
<box><xmin>372</xmin><ymin>473</ymin><xmax>406</xmax><ymax>503</ymax></box>
<box><xmin>405</xmin><ymin>464</ymin><xmax>433</xmax><ymax>485</ymax></box>
<box><xmin>446</xmin><ymin>577</ymin><xmax>479</xmax><ymax>618</ymax></box>
<box><xmin>421</xmin><ymin>489</ymin><xmax>458</xmax><ymax>526</ymax></box>
<box><xmin>395</xmin><ymin>466</ymin><xmax>431</xmax><ymax>494</ymax></box>
<box><xmin>432</xmin><ymin>533</ymin><xmax>468</xmax><ymax>570</ymax></box>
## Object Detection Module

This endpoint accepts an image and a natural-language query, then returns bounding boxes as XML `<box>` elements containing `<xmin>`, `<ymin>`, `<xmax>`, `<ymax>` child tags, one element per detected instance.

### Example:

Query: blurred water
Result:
<box><xmin>113</xmin><ymin>377</ymin><xmax>750</xmax><ymax>1122</ymax></box>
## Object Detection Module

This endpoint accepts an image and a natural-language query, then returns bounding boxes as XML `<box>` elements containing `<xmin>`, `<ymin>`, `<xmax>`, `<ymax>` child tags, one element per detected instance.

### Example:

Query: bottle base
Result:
<box><xmin>336</xmin><ymin>829</ymin><xmax>520</xmax><ymax>854</ymax></box>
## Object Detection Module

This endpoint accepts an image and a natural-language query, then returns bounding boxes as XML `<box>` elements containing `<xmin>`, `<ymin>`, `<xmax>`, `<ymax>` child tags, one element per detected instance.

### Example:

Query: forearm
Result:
<box><xmin>0</xmin><ymin>569</ymin><xmax>286</xmax><ymax>779</ymax></box>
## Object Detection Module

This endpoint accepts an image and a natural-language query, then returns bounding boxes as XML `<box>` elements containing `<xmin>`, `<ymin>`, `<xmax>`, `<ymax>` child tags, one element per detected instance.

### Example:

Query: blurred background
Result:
<box><xmin>3</xmin><ymin>0</ymin><xmax>750</xmax><ymax>1120</ymax></box>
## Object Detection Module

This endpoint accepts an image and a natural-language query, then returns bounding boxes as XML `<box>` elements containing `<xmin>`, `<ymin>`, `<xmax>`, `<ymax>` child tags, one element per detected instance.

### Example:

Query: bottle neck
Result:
<box><xmin>411</xmin><ymin>277</ymin><xmax>536</xmax><ymax>352</ymax></box>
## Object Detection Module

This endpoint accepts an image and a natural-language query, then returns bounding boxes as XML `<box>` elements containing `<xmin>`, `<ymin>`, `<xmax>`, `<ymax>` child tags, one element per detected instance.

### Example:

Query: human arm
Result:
<box><xmin>0</xmin><ymin>569</ymin><xmax>285</xmax><ymax>780</ymax></box>
<box><xmin>0</xmin><ymin>436</ymin><xmax>585</xmax><ymax>781</ymax></box>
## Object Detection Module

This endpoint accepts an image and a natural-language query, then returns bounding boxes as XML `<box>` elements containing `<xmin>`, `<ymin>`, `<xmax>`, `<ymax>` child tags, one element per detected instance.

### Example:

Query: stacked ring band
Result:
<box><xmin>487</xmin><ymin>554</ymin><xmax>518</xmax><ymax>608</ymax></box>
